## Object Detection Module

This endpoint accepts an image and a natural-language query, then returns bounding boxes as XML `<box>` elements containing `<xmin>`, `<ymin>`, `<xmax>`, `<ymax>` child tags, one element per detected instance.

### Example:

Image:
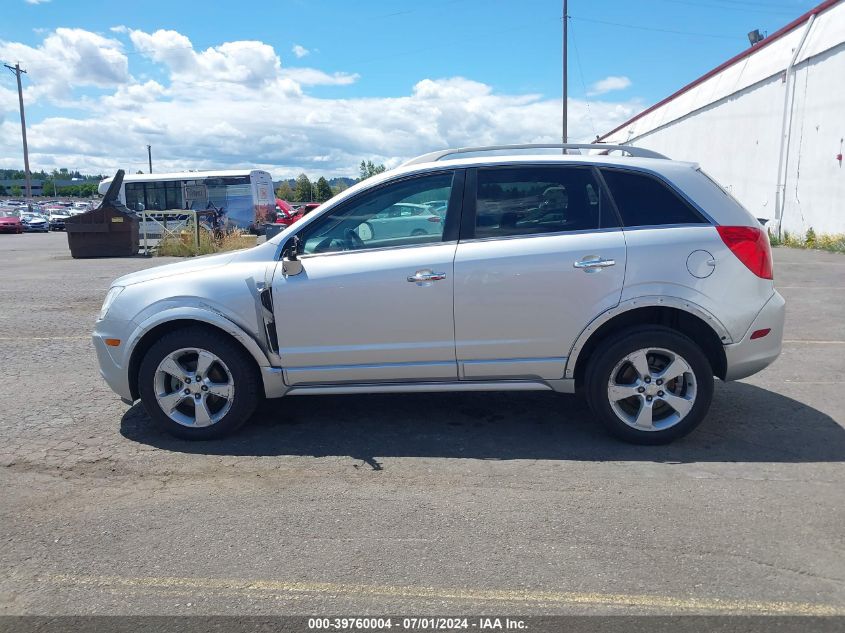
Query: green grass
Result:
<box><xmin>768</xmin><ymin>228</ymin><xmax>845</xmax><ymax>254</ymax></box>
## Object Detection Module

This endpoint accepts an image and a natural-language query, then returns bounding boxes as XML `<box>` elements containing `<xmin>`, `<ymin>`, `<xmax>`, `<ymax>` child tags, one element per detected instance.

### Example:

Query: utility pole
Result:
<box><xmin>147</xmin><ymin>145</ymin><xmax>153</xmax><ymax>174</ymax></box>
<box><xmin>4</xmin><ymin>62</ymin><xmax>31</xmax><ymax>200</ymax></box>
<box><xmin>562</xmin><ymin>0</ymin><xmax>568</xmax><ymax>146</ymax></box>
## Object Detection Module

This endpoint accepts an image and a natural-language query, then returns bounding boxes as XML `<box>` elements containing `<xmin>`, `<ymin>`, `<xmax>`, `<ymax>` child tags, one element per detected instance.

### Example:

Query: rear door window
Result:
<box><xmin>473</xmin><ymin>166</ymin><xmax>614</xmax><ymax>239</ymax></box>
<box><xmin>600</xmin><ymin>168</ymin><xmax>708</xmax><ymax>227</ymax></box>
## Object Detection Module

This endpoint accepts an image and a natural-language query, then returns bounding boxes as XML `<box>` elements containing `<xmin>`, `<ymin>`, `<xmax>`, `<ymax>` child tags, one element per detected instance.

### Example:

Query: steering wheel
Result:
<box><xmin>345</xmin><ymin>228</ymin><xmax>365</xmax><ymax>250</ymax></box>
<box><xmin>314</xmin><ymin>237</ymin><xmax>345</xmax><ymax>253</ymax></box>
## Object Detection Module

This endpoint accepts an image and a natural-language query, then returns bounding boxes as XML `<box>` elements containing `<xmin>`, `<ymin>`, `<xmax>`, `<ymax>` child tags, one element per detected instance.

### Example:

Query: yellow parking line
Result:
<box><xmin>0</xmin><ymin>336</ymin><xmax>89</xmax><ymax>341</ymax></box>
<box><xmin>43</xmin><ymin>573</ymin><xmax>845</xmax><ymax>615</ymax></box>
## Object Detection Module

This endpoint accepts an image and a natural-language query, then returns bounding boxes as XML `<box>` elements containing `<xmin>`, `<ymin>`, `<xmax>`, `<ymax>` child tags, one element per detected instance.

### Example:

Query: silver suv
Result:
<box><xmin>93</xmin><ymin>144</ymin><xmax>784</xmax><ymax>444</ymax></box>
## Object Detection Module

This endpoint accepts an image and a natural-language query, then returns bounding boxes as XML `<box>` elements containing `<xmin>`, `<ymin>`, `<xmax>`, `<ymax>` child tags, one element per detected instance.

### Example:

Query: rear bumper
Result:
<box><xmin>722</xmin><ymin>291</ymin><xmax>785</xmax><ymax>381</ymax></box>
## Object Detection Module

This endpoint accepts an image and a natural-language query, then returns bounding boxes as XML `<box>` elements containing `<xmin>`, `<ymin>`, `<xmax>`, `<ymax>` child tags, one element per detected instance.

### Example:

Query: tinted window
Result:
<box><xmin>301</xmin><ymin>173</ymin><xmax>453</xmax><ymax>255</ymax></box>
<box><xmin>474</xmin><ymin>167</ymin><xmax>612</xmax><ymax>239</ymax></box>
<box><xmin>600</xmin><ymin>169</ymin><xmax>706</xmax><ymax>227</ymax></box>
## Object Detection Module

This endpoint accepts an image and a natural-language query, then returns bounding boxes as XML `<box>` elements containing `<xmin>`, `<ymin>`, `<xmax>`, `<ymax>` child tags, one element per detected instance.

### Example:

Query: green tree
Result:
<box><xmin>275</xmin><ymin>181</ymin><xmax>294</xmax><ymax>201</ymax></box>
<box><xmin>358</xmin><ymin>160</ymin><xmax>386</xmax><ymax>181</ymax></box>
<box><xmin>10</xmin><ymin>184</ymin><xmax>22</xmax><ymax>197</ymax></box>
<box><xmin>314</xmin><ymin>177</ymin><xmax>333</xmax><ymax>202</ymax></box>
<box><xmin>331</xmin><ymin>181</ymin><xmax>349</xmax><ymax>196</ymax></box>
<box><xmin>293</xmin><ymin>173</ymin><xmax>313</xmax><ymax>202</ymax></box>
<box><xmin>42</xmin><ymin>178</ymin><xmax>56</xmax><ymax>197</ymax></box>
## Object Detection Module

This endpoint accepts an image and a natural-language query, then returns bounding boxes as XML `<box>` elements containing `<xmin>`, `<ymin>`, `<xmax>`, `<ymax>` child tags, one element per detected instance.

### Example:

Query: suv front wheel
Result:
<box><xmin>138</xmin><ymin>326</ymin><xmax>261</xmax><ymax>440</ymax></box>
<box><xmin>584</xmin><ymin>326</ymin><xmax>714</xmax><ymax>444</ymax></box>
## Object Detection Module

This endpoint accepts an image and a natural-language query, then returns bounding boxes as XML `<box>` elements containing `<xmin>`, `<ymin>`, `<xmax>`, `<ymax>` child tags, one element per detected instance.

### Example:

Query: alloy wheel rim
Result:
<box><xmin>153</xmin><ymin>347</ymin><xmax>235</xmax><ymax>428</ymax></box>
<box><xmin>607</xmin><ymin>347</ymin><xmax>696</xmax><ymax>432</ymax></box>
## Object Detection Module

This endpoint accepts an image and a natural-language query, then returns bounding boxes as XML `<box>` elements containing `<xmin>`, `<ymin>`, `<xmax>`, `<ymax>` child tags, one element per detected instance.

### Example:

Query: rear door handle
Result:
<box><xmin>574</xmin><ymin>257</ymin><xmax>616</xmax><ymax>271</ymax></box>
<box><xmin>407</xmin><ymin>269</ymin><xmax>447</xmax><ymax>284</ymax></box>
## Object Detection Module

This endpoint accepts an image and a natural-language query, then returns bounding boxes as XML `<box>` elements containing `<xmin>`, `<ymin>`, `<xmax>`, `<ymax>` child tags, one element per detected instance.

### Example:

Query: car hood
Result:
<box><xmin>113</xmin><ymin>251</ymin><xmax>240</xmax><ymax>287</ymax></box>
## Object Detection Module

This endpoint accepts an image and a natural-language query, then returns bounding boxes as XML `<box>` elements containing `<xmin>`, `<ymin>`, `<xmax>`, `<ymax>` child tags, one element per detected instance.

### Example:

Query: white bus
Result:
<box><xmin>97</xmin><ymin>169</ymin><xmax>275</xmax><ymax>232</ymax></box>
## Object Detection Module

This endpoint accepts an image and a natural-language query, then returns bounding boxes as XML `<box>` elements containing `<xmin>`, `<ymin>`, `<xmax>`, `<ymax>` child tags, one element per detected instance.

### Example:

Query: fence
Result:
<box><xmin>139</xmin><ymin>210</ymin><xmax>216</xmax><ymax>253</ymax></box>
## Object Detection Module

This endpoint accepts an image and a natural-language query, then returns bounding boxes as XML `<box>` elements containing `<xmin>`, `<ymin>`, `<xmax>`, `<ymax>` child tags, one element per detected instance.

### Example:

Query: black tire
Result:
<box><xmin>138</xmin><ymin>326</ymin><xmax>261</xmax><ymax>440</ymax></box>
<box><xmin>584</xmin><ymin>326</ymin><xmax>714</xmax><ymax>445</ymax></box>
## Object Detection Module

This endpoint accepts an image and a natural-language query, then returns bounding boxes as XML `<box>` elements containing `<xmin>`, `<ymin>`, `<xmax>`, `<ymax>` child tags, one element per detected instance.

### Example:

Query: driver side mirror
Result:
<box><xmin>282</xmin><ymin>235</ymin><xmax>303</xmax><ymax>276</ymax></box>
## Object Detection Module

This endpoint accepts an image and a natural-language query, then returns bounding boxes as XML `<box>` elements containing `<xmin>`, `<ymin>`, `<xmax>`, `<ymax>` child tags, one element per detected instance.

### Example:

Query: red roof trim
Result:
<box><xmin>598</xmin><ymin>0</ymin><xmax>841</xmax><ymax>141</ymax></box>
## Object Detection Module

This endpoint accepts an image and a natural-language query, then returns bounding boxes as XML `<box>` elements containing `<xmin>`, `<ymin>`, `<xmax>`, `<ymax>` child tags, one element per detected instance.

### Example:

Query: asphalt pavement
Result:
<box><xmin>0</xmin><ymin>232</ymin><xmax>843</xmax><ymax>616</ymax></box>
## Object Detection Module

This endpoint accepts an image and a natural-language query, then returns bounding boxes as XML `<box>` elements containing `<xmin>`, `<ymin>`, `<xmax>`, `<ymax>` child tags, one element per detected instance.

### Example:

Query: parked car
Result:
<box><xmin>94</xmin><ymin>143</ymin><xmax>784</xmax><ymax>444</ymax></box>
<box><xmin>294</xmin><ymin>202</ymin><xmax>321</xmax><ymax>216</ymax></box>
<box><xmin>20</xmin><ymin>213</ymin><xmax>49</xmax><ymax>233</ymax></box>
<box><xmin>0</xmin><ymin>211</ymin><xmax>23</xmax><ymax>234</ymax></box>
<box><xmin>273</xmin><ymin>198</ymin><xmax>304</xmax><ymax>227</ymax></box>
<box><xmin>354</xmin><ymin>202</ymin><xmax>442</xmax><ymax>241</ymax></box>
<box><xmin>48</xmin><ymin>210</ymin><xmax>71</xmax><ymax>231</ymax></box>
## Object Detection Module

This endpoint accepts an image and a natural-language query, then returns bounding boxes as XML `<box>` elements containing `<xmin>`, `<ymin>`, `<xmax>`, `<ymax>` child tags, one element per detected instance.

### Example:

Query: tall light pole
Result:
<box><xmin>562</xmin><ymin>0</ymin><xmax>568</xmax><ymax>145</ymax></box>
<box><xmin>4</xmin><ymin>62</ymin><xmax>31</xmax><ymax>200</ymax></box>
<box><xmin>147</xmin><ymin>145</ymin><xmax>153</xmax><ymax>174</ymax></box>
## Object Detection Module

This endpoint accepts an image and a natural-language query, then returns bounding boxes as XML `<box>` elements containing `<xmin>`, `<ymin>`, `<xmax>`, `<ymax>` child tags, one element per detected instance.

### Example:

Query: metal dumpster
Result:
<box><xmin>264</xmin><ymin>223</ymin><xmax>285</xmax><ymax>240</ymax></box>
<box><xmin>66</xmin><ymin>170</ymin><xmax>139</xmax><ymax>258</ymax></box>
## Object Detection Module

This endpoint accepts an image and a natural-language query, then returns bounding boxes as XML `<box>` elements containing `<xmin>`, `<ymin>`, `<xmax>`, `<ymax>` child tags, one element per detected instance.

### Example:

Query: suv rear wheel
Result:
<box><xmin>138</xmin><ymin>326</ymin><xmax>261</xmax><ymax>440</ymax></box>
<box><xmin>584</xmin><ymin>326</ymin><xmax>714</xmax><ymax>444</ymax></box>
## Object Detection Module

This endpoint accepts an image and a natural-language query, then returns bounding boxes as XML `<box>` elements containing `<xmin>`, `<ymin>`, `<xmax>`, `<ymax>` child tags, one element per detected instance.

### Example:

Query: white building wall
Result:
<box><xmin>602</xmin><ymin>1</ymin><xmax>845</xmax><ymax>236</ymax></box>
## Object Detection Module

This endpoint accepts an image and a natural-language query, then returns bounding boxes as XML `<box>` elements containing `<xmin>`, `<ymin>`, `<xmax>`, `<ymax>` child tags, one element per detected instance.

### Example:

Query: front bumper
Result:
<box><xmin>722</xmin><ymin>291</ymin><xmax>786</xmax><ymax>381</ymax></box>
<box><xmin>92</xmin><ymin>321</ymin><xmax>134</xmax><ymax>402</ymax></box>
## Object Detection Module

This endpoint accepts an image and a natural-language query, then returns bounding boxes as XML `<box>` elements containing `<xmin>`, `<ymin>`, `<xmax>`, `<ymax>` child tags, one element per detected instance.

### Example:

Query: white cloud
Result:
<box><xmin>587</xmin><ymin>75</ymin><xmax>632</xmax><ymax>97</ymax></box>
<box><xmin>281</xmin><ymin>67</ymin><xmax>359</xmax><ymax>86</ymax></box>
<box><xmin>0</xmin><ymin>28</ymin><xmax>129</xmax><ymax>101</ymax></box>
<box><xmin>25</xmin><ymin>0</ymin><xmax>51</xmax><ymax>4</ymax></box>
<box><xmin>129</xmin><ymin>29</ymin><xmax>282</xmax><ymax>87</ymax></box>
<box><xmin>0</xmin><ymin>27</ymin><xmax>641</xmax><ymax>178</ymax></box>
<box><xmin>292</xmin><ymin>44</ymin><xmax>309</xmax><ymax>58</ymax></box>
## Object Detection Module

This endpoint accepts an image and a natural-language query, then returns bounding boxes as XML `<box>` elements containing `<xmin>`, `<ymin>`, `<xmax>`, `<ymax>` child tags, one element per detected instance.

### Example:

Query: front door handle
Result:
<box><xmin>407</xmin><ymin>269</ymin><xmax>447</xmax><ymax>285</ymax></box>
<box><xmin>574</xmin><ymin>257</ymin><xmax>616</xmax><ymax>271</ymax></box>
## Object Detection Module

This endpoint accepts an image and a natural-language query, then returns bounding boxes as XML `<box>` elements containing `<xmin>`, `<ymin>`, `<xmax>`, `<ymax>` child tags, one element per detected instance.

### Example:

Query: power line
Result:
<box><xmin>570</xmin><ymin>15</ymin><xmax>739</xmax><ymax>39</ymax></box>
<box><xmin>654</xmin><ymin>0</ymin><xmax>796</xmax><ymax>15</ymax></box>
<box><xmin>4</xmin><ymin>62</ymin><xmax>31</xmax><ymax>201</ymax></box>
<box><xmin>569</xmin><ymin>19</ymin><xmax>597</xmax><ymax>140</ymax></box>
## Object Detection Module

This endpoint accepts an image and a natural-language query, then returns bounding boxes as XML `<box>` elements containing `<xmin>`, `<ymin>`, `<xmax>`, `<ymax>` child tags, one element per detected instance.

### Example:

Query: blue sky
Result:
<box><xmin>0</xmin><ymin>0</ymin><xmax>819</xmax><ymax>177</ymax></box>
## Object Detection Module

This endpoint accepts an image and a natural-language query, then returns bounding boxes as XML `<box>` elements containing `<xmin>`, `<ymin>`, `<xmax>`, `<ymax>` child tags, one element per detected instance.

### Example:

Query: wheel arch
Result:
<box><xmin>127</xmin><ymin>309</ymin><xmax>270</xmax><ymax>401</ymax></box>
<box><xmin>567</xmin><ymin>298</ymin><xmax>729</xmax><ymax>386</ymax></box>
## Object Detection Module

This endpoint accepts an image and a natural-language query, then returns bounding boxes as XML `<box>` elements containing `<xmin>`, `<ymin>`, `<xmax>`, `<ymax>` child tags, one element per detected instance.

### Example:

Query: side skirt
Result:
<box><xmin>277</xmin><ymin>379</ymin><xmax>576</xmax><ymax>397</ymax></box>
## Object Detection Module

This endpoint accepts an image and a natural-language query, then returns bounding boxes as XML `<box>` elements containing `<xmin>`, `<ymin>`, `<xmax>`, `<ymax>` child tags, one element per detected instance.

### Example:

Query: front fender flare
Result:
<box><xmin>126</xmin><ymin>306</ymin><xmax>272</xmax><ymax>371</ymax></box>
<box><xmin>563</xmin><ymin>295</ymin><xmax>732</xmax><ymax>379</ymax></box>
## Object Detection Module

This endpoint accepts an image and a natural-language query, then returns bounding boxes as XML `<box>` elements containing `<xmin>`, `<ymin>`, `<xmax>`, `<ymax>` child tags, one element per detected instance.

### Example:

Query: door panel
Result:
<box><xmin>454</xmin><ymin>231</ymin><xmax>626</xmax><ymax>379</ymax></box>
<box><xmin>274</xmin><ymin>244</ymin><xmax>458</xmax><ymax>385</ymax></box>
<box><xmin>454</xmin><ymin>164</ymin><xmax>626</xmax><ymax>380</ymax></box>
<box><xmin>273</xmin><ymin>170</ymin><xmax>462</xmax><ymax>386</ymax></box>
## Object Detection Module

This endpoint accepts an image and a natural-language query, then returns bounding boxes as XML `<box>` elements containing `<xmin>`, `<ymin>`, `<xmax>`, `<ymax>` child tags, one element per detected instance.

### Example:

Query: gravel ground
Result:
<box><xmin>0</xmin><ymin>232</ymin><xmax>843</xmax><ymax>616</ymax></box>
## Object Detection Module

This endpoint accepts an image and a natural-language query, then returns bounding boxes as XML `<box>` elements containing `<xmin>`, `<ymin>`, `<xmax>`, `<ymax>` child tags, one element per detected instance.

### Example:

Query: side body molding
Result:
<box><xmin>564</xmin><ymin>296</ymin><xmax>733</xmax><ymax>380</ymax></box>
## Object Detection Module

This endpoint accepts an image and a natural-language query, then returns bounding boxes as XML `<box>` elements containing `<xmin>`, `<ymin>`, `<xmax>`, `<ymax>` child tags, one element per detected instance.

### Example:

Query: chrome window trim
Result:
<box><xmin>297</xmin><ymin>240</ymin><xmax>459</xmax><ymax>261</ymax></box>
<box><xmin>457</xmin><ymin>226</ymin><xmax>622</xmax><ymax>245</ymax></box>
<box><xmin>619</xmin><ymin>223</ymin><xmax>717</xmax><ymax>232</ymax></box>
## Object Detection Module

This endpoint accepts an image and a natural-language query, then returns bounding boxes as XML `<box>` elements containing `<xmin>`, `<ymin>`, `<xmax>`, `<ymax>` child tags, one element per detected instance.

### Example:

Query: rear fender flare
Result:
<box><xmin>564</xmin><ymin>296</ymin><xmax>732</xmax><ymax>379</ymax></box>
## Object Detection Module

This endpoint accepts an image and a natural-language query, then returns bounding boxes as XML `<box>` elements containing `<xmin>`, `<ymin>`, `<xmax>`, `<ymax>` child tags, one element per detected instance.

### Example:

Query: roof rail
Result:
<box><xmin>401</xmin><ymin>143</ymin><xmax>669</xmax><ymax>167</ymax></box>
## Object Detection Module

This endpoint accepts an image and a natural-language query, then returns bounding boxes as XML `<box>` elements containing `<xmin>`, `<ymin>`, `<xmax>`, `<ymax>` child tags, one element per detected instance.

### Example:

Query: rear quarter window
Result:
<box><xmin>601</xmin><ymin>168</ymin><xmax>708</xmax><ymax>227</ymax></box>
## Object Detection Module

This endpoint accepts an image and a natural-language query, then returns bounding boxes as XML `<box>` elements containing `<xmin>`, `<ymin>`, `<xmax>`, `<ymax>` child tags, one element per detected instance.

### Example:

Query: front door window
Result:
<box><xmin>300</xmin><ymin>172</ymin><xmax>454</xmax><ymax>255</ymax></box>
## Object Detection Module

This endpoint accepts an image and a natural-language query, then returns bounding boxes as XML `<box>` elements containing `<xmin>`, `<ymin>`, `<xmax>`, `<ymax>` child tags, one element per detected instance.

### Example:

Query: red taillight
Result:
<box><xmin>427</xmin><ymin>216</ymin><xmax>441</xmax><ymax>223</ymax></box>
<box><xmin>716</xmin><ymin>225</ymin><xmax>773</xmax><ymax>279</ymax></box>
<box><xmin>750</xmin><ymin>328</ymin><xmax>771</xmax><ymax>340</ymax></box>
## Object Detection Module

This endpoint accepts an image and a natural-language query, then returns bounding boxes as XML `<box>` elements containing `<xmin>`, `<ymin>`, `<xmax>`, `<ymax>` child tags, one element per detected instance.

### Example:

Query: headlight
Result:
<box><xmin>98</xmin><ymin>286</ymin><xmax>125</xmax><ymax>320</ymax></box>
